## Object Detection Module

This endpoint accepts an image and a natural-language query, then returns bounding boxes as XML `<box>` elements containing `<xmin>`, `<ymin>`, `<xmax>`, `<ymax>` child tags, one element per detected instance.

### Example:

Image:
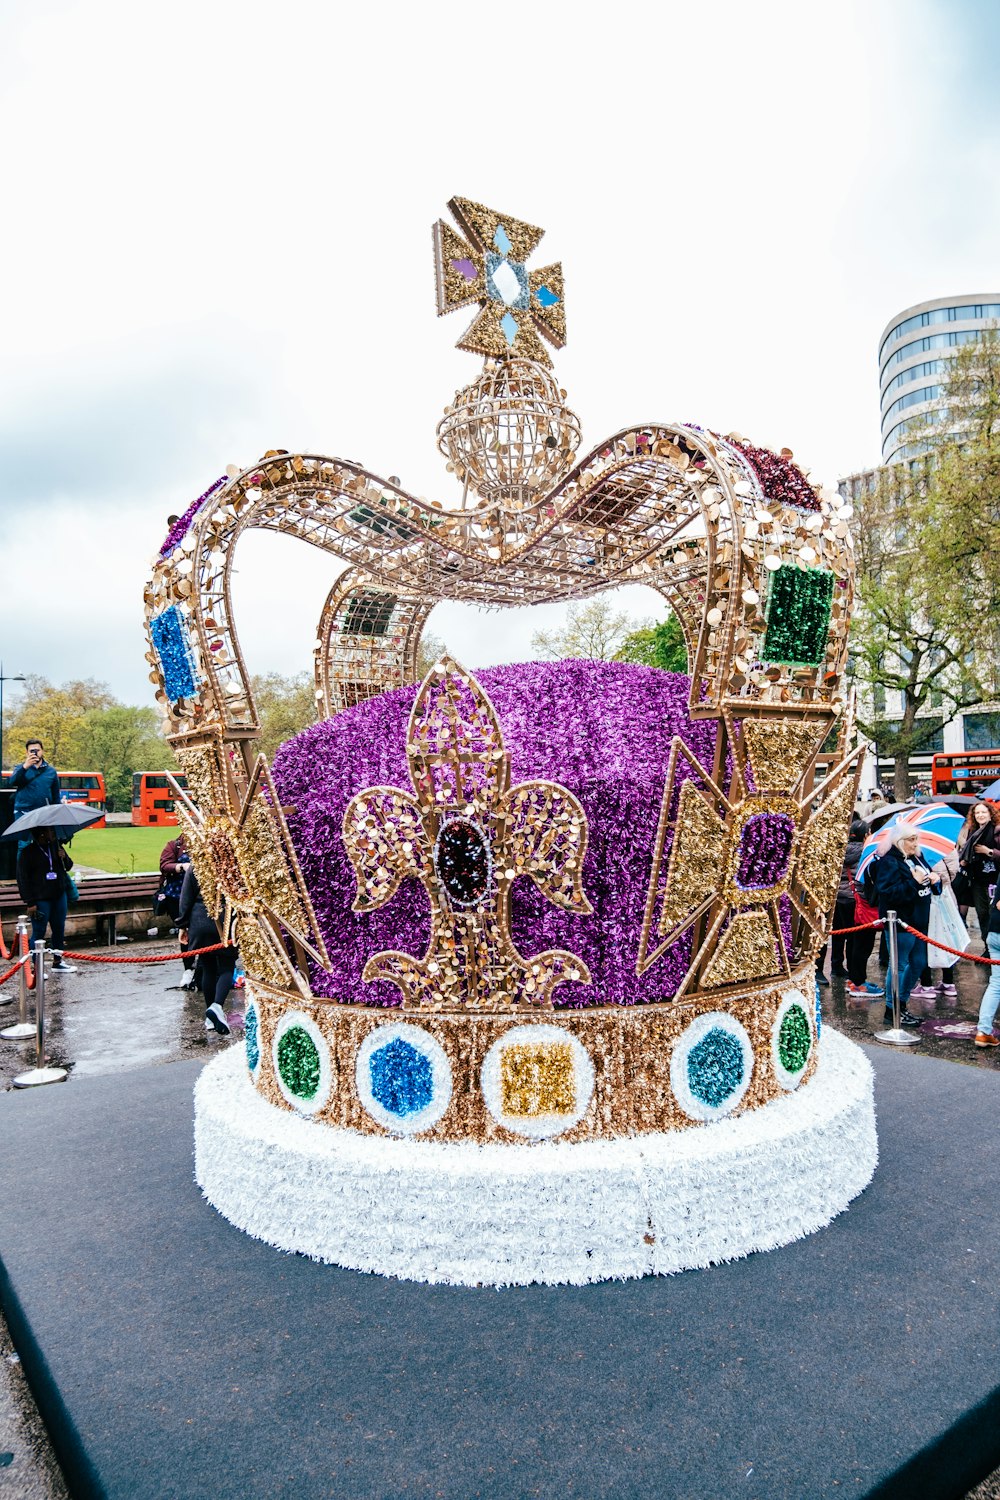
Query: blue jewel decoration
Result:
<box><xmin>150</xmin><ymin>604</ymin><xmax>201</xmax><ymax>702</ymax></box>
<box><xmin>245</xmin><ymin>1003</ymin><xmax>260</xmax><ymax>1073</ymax></box>
<box><xmin>493</xmin><ymin>223</ymin><xmax>512</xmax><ymax>254</ymax></box>
<box><xmin>500</xmin><ymin>312</ymin><xmax>519</xmax><ymax>347</ymax></box>
<box><xmin>535</xmin><ymin>285</ymin><xmax>560</xmax><ymax>308</ymax></box>
<box><xmin>687</xmin><ymin>1026</ymin><xmax>745</xmax><ymax>1108</ymax></box>
<box><xmin>369</xmin><ymin>1037</ymin><xmax>433</xmax><ymax>1117</ymax></box>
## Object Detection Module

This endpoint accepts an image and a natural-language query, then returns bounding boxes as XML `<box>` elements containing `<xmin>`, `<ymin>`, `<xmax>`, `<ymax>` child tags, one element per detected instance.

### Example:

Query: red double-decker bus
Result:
<box><xmin>58</xmin><ymin>771</ymin><xmax>107</xmax><ymax>829</ymax></box>
<box><xmin>931</xmin><ymin>750</ymin><xmax>1000</xmax><ymax>797</ymax></box>
<box><xmin>131</xmin><ymin>772</ymin><xmax>188</xmax><ymax>826</ymax></box>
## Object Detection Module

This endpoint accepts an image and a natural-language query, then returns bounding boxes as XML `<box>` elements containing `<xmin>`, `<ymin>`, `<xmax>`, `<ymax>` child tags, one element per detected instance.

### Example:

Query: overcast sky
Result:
<box><xmin>1</xmin><ymin>0</ymin><xmax>998</xmax><ymax>713</ymax></box>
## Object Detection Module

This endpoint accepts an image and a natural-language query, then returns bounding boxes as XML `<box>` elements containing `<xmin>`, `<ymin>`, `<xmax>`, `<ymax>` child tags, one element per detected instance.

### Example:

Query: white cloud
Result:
<box><xmin>0</xmin><ymin>0</ymin><xmax>997</xmax><ymax>703</ymax></box>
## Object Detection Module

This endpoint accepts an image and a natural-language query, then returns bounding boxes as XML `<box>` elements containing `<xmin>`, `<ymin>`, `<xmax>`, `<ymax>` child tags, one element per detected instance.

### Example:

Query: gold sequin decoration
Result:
<box><xmin>796</xmin><ymin>777</ymin><xmax>857</xmax><ymax>915</ymax></box>
<box><xmin>500</xmin><ymin>1042</ymin><xmax>576</xmax><ymax>1117</ymax></box>
<box><xmin>175</xmin><ymin>740</ymin><xmax>228</xmax><ymax>816</ymax></box>
<box><xmin>658</xmin><ymin>781</ymin><xmax>726</xmax><ymax>935</ymax></box>
<box><xmin>741</xmin><ymin>720</ymin><xmax>824</xmax><ymax>794</ymax></box>
<box><xmin>236</xmin><ymin>914</ymin><xmax>290</xmax><ymax>989</ymax></box>
<box><xmin>701</xmin><ymin>911</ymin><xmax>781</xmax><ymax>988</ymax></box>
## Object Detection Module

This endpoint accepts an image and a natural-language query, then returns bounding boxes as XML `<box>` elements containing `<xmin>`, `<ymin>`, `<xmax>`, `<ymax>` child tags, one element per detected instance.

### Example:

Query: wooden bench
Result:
<box><xmin>0</xmin><ymin>873</ymin><xmax>163</xmax><ymax>945</ymax></box>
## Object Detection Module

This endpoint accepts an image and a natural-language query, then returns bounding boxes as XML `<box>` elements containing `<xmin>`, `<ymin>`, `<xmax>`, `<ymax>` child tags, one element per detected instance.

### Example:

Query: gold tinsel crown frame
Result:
<box><xmin>143</xmin><ymin>198</ymin><xmax>862</xmax><ymax>1140</ymax></box>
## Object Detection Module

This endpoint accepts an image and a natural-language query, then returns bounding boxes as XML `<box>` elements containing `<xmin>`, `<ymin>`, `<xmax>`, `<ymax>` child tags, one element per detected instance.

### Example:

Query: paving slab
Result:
<box><xmin>0</xmin><ymin>1043</ymin><xmax>998</xmax><ymax>1500</ymax></box>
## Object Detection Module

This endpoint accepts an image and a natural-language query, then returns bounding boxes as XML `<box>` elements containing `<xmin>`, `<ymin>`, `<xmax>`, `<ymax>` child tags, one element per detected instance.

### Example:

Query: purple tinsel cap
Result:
<box><xmin>271</xmin><ymin>660</ymin><xmax>718</xmax><ymax>1008</ymax></box>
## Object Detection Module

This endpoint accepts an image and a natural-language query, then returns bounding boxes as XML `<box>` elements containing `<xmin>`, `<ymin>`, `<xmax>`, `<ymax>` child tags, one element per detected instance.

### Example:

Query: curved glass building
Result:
<box><xmin>879</xmin><ymin>295</ymin><xmax>1000</xmax><ymax>463</ymax></box>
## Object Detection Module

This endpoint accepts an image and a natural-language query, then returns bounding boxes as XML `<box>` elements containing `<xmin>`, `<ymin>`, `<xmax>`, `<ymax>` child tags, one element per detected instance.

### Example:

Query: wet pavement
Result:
<box><xmin>819</xmin><ymin>920</ymin><xmax>1000</xmax><ymax>1072</ymax></box>
<box><xmin>0</xmin><ymin>936</ymin><xmax>242</xmax><ymax>1092</ymax></box>
<box><xmin>1</xmin><ymin>929</ymin><xmax>998</xmax><ymax>1499</ymax></box>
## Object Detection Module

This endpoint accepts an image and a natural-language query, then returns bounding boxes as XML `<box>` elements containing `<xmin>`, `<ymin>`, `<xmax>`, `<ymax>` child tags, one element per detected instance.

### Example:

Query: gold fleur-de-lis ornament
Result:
<box><xmin>343</xmin><ymin>656</ymin><xmax>592</xmax><ymax>1009</ymax></box>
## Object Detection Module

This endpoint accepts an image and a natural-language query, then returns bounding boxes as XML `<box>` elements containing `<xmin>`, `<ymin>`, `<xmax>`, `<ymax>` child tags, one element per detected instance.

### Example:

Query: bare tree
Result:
<box><xmin>531</xmin><ymin>597</ymin><xmax>650</xmax><ymax>662</ymax></box>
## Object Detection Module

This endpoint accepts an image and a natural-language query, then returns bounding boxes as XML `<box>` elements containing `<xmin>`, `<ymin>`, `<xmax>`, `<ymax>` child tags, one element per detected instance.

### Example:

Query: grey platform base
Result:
<box><xmin>1</xmin><ymin>1046</ymin><xmax>999</xmax><ymax>1500</ymax></box>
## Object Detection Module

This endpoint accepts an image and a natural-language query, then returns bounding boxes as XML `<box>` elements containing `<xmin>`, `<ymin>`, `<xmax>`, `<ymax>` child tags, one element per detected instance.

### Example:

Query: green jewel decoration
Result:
<box><xmin>762</xmin><ymin>565</ymin><xmax>835</xmax><ymax>668</ymax></box>
<box><xmin>777</xmin><ymin>1003</ymin><xmax>811</xmax><ymax>1075</ymax></box>
<box><xmin>277</xmin><ymin>1025</ymin><xmax>321</xmax><ymax>1100</ymax></box>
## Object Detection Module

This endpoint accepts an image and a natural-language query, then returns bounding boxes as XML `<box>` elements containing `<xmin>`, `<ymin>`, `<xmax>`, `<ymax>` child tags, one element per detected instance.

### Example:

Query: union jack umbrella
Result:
<box><xmin>855</xmin><ymin>803</ymin><xmax>965</xmax><ymax>883</ymax></box>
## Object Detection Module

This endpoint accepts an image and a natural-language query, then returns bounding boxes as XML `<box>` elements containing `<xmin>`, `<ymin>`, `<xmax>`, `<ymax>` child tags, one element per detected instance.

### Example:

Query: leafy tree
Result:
<box><xmin>250</xmin><ymin>672</ymin><xmax>317</xmax><ymax>760</ymax></box>
<box><xmin>5</xmin><ymin>675</ymin><xmax>116</xmax><ymax>769</ymax></box>
<box><xmin>531</xmin><ymin>597</ymin><xmax>649</xmax><ymax>662</ymax></box>
<box><xmin>850</xmin><ymin>329</ymin><xmax>1000</xmax><ymax>797</ymax></box>
<box><xmin>615</xmin><ymin>614</ymin><xmax>688</xmax><ymax>672</ymax></box>
<box><xmin>75</xmin><ymin>705</ymin><xmax>175</xmax><ymax>811</ymax></box>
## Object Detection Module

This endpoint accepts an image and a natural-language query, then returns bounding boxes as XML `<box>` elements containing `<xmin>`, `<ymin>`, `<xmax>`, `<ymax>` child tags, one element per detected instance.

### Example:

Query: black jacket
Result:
<box><xmin>17</xmin><ymin>840</ymin><xmax>73</xmax><ymax>906</ymax></box>
<box><xmin>177</xmin><ymin>866</ymin><xmax>221</xmax><ymax>952</ymax></box>
<box><xmin>874</xmin><ymin>845</ymin><xmax>941</xmax><ymax>931</ymax></box>
<box><xmin>959</xmin><ymin>821</ymin><xmax>998</xmax><ymax>884</ymax></box>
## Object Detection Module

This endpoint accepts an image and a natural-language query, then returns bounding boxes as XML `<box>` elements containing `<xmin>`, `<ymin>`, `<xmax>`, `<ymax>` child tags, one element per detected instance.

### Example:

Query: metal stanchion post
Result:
<box><xmin>875</xmin><ymin>909</ymin><xmax>920</xmax><ymax>1047</ymax></box>
<box><xmin>2</xmin><ymin>917</ymin><xmax>36</xmax><ymax>1042</ymax></box>
<box><xmin>13</xmin><ymin>940</ymin><xmax>67</xmax><ymax>1087</ymax></box>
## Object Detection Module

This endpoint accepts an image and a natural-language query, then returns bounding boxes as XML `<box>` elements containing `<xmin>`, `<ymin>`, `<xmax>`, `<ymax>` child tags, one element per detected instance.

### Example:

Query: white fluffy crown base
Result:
<box><xmin>194</xmin><ymin>1029</ymin><xmax>877</xmax><ymax>1287</ymax></box>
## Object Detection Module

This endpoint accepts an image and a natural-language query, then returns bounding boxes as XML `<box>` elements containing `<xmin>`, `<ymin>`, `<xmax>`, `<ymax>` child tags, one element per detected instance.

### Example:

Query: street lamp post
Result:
<box><xmin>0</xmin><ymin>662</ymin><xmax>27</xmax><ymax>776</ymax></box>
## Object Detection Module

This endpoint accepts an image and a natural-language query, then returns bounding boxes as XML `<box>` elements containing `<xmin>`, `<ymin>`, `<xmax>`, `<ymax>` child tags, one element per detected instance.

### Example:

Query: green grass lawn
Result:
<box><xmin>67</xmin><ymin>826</ymin><xmax>167</xmax><ymax>875</ymax></box>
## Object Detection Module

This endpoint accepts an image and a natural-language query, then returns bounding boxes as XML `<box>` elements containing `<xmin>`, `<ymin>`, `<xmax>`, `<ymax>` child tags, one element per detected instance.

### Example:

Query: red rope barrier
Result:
<box><xmin>59</xmin><ymin>943</ymin><xmax>226</xmax><ymax>965</ymax></box>
<box><xmin>898</xmin><ymin>923</ymin><xmax>1000</xmax><ymax>965</ymax></box>
<box><xmin>0</xmin><ymin>954</ymin><xmax>28</xmax><ymax>987</ymax></box>
<box><xmin>20</xmin><ymin>930</ymin><xmax>34</xmax><ymax>991</ymax></box>
<box><xmin>829</xmin><ymin>917</ymin><xmax>1000</xmax><ymax>966</ymax></box>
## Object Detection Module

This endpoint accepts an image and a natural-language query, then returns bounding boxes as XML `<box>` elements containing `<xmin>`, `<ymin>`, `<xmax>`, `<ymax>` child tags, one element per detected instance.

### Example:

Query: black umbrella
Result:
<box><xmin>1</xmin><ymin>802</ymin><xmax>105</xmax><ymax>842</ymax></box>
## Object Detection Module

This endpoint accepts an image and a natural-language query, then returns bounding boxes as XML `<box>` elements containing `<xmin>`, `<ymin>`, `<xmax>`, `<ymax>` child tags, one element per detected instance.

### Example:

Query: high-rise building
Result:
<box><xmin>879</xmin><ymin>294</ymin><xmax>1000</xmax><ymax>464</ymax></box>
<box><xmin>841</xmin><ymin>295</ymin><xmax>1000</xmax><ymax>790</ymax></box>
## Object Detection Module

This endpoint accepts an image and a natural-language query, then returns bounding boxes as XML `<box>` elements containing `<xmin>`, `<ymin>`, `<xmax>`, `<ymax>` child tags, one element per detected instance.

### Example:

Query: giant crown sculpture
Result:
<box><xmin>145</xmin><ymin>197</ymin><xmax>863</xmax><ymax>1150</ymax></box>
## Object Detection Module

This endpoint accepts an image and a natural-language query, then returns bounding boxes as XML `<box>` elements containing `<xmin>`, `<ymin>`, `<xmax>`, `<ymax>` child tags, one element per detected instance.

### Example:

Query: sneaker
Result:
<box><xmin>831</xmin><ymin>966</ymin><xmax>848</xmax><ymax>978</ymax></box>
<box><xmin>845</xmin><ymin>981</ymin><xmax>867</xmax><ymax>995</ymax></box>
<box><xmin>180</xmin><ymin>972</ymin><xmax>198</xmax><ymax>990</ymax></box>
<box><xmin>864</xmin><ymin>982</ymin><xmax>883</xmax><ymax>995</ymax></box>
<box><xmin>942</xmin><ymin>984</ymin><xmax>958</xmax><ymax>997</ymax></box>
<box><xmin>975</xmin><ymin>1032</ymin><xmax>1000</xmax><ymax>1048</ymax></box>
<box><xmin>205</xmin><ymin>1002</ymin><xmax>231</xmax><ymax>1036</ymax></box>
<box><xmin>816</xmin><ymin>972</ymin><xmax>830</xmax><ymax>987</ymax></box>
<box><xmin>883</xmin><ymin>1009</ymin><xmax>922</xmax><ymax>1028</ymax></box>
<box><xmin>51</xmin><ymin>960</ymin><xmax>77</xmax><ymax>973</ymax></box>
<box><xmin>909</xmin><ymin>985</ymin><xmax>936</xmax><ymax>999</ymax></box>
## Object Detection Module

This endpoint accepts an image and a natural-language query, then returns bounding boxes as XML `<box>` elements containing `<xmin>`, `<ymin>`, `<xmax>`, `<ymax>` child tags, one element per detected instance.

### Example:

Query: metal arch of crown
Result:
<box><xmin>143</xmin><ymin>196</ymin><xmax>860</xmax><ymax>1005</ymax></box>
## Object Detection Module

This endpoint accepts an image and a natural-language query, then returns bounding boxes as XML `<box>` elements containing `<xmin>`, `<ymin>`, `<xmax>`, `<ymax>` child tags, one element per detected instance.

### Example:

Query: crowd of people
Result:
<box><xmin>8</xmin><ymin>738</ymin><xmax>238</xmax><ymax>1037</ymax></box>
<box><xmin>822</xmin><ymin>801</ymin><xmax>1000</xmax><ymax>1047</ymax></box>
<box><xmin>9</xmin><ymin>733</ymin><xmax>1000</xmax><ymax>1053</ymax></box>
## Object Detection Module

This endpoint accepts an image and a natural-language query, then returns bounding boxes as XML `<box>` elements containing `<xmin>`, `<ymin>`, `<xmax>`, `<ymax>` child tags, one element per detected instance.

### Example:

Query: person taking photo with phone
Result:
<box><xmin>9</xmin><ymin>739</ymin><xmax>61</xmax><ymax>817</ymax></box>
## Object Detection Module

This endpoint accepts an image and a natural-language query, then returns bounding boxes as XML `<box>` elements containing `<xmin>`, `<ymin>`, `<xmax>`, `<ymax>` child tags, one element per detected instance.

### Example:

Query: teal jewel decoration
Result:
<box><xmin>671</xmin><ymin>1013</ymin><xmax>754</xmax><ymax>1121</ymax></box>
<box><xmin>535</xmin><ymin>285</ymin><xmax>560</xmax><ymax>308</ymax></box>
<box><xmin>245</xmin><ymin>1003</ymin><xmax>260</xmax><ymax>1073</ymax></box>
<box><xmin>762</xmin><ymin>565</ymin><xmax>835</xmax><ymax>667</ymax></box>
<box><xmin>150</xmin><ymin>603</ymin><xmax>201</xmax><ymax>702</ymax></box>
<box><xmin>687</xmin><ymin>1027</ymin><xmax>745</xmax><ymax>1108</ymax></box>
<box><xmin>276</xmin><ymin>1024</ymin><xmax>321</xmax><ymax>1101</ymax></box>
<box><xmin>369</xmin><ymin>1038</ymin><xmax>434</xmax><ymax>1118</ymax></box>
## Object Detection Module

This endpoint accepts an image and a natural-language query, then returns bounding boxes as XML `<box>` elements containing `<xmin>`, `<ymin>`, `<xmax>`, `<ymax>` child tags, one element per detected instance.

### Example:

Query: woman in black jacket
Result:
<box><xmin>177</xmin><ymin>865</ymin><xmax>237</xmax><ymax>1036</ymax></box>
<box><xmin>957</xmin><ymin>802</ymin><xmax>1000</xmax><ymax>956</ymax></box>
<box><xmin>874</xmin><ymin>827</ymin><xmax>941</xmax><ymax>1026</ymax></box>
<box><xmin>16</xmin><ymin>828</ymin><xmax>77</xmax><ymax>972</ymax></box>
